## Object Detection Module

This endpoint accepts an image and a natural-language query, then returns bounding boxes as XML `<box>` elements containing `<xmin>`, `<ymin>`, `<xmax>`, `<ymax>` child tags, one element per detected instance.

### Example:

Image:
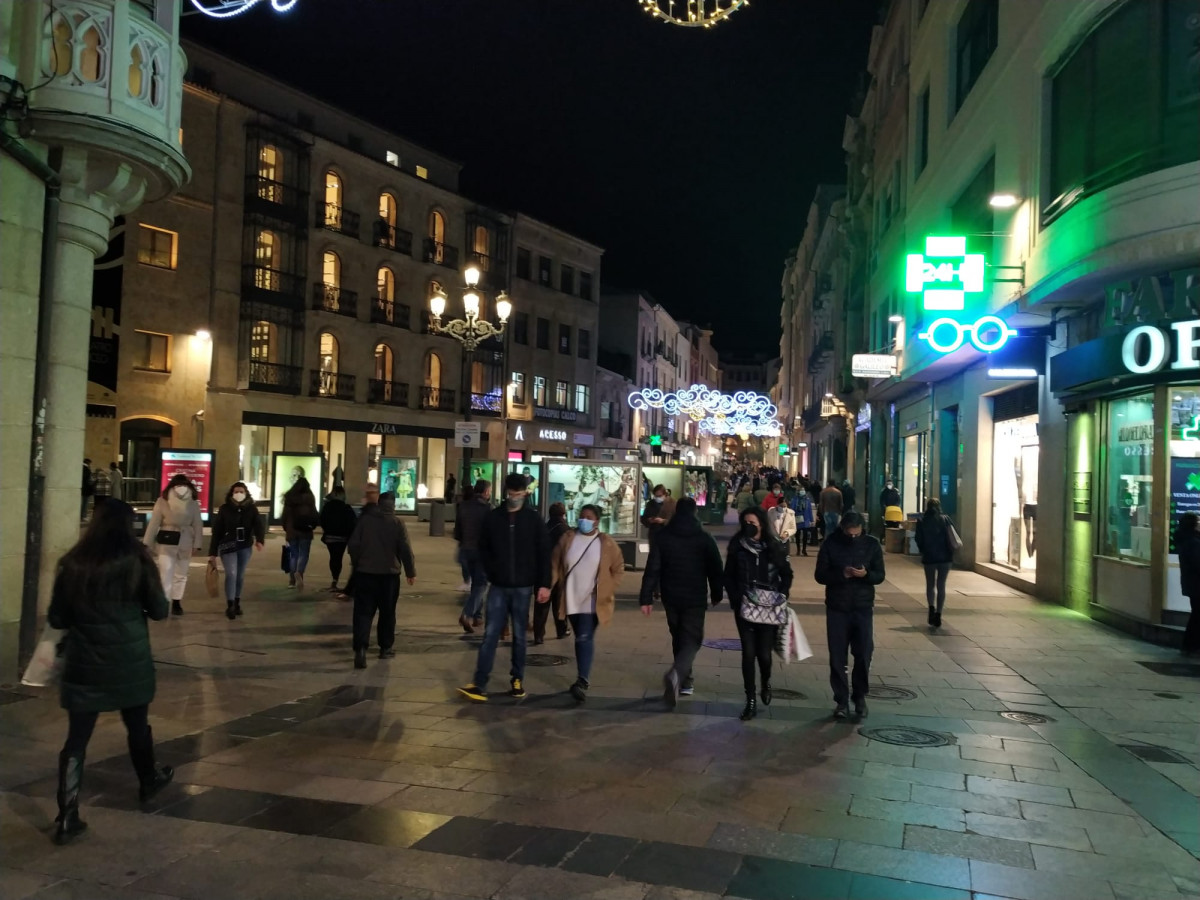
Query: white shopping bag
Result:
<box><xmin>781</xmin><ymin>608</ymin><xmax>813</xmax><ymax>664</ymax></box>
<box><xmin>21</xmin><ymin>622</ymin><xmax>65</xmax><ymax>687</ymax></box>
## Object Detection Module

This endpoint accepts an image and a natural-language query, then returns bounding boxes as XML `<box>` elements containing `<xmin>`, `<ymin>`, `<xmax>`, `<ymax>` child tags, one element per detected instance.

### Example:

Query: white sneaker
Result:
<box><xmin>456</xmin><ymin>582</ymin><xmax>470</xmax><ymax>592</ymax></box>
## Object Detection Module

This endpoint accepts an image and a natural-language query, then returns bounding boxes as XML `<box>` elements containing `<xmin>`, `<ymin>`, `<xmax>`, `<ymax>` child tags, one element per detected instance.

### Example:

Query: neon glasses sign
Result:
<box><xmin>906</xmin><ymin>235</ymin><xmax>1014</xmax><ymax>354</ymax></box>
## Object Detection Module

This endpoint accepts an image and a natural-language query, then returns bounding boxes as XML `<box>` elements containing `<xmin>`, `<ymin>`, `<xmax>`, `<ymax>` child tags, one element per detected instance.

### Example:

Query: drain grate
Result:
<box><xmin>702</xmin><ymin>638</ymin><xmax>742</xmax><ymax>651</ymax></box>
<box><xmin>1120</xmin><ymin>744</ymin><xmax>1191</xmax><ymax>764</ymax></box>
<box><xmin>1137</xmin><ymin>661</ymin><xmax>1200</xmax><ymax>678</ymax></box>
<box><xmin>1000</xmin><ymin>711</ymin><xmax>1054</xmax><ymax>724</ymax></box>
<box><xmin>860</xmin><ymin>726</ymin><xmax>954</xmax><ymax>748</ymax></box>
<box><xmin>526</xmin><ymin>654</ymin><xmax>570</xmax><ymax>667</ymax></box>
<box><xmin>770</xmin><ymin>688</ymin><xmax>806</xmax><ymax>700</ymax></box>
<box><xmin>869</xmin><ymin>686</ymin><xmax>918</xmax><ymax>701</ymax></box>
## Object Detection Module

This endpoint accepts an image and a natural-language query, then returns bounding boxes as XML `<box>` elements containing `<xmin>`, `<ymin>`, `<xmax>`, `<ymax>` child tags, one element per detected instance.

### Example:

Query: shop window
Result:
<box><xmin>511</xmin><ymin>372</ymin><xmax>526</xmax><ymax>404</ymax></box>
<box><xmin>991</xmin><ymin>411</ymin><xmax>1039</xmax><ymax>575</ymax></box>
<box><xmin>239</xmin><ymin>423</ymin><xmax>283</xmax><ymax>504</ymax></box>
<box><xmin>131</xmin><ymin>330</ymin><xmax>170</xmax><ymax>371</ymax></box>
<box><xmin>1102</xmin><ymin>392</ymin><xmax>1156</xmax><ymax>562</ymax></box>
<box><xmin>513</xmin><ymin>312</ymin><xmax>529</xmax><ymax>345</ymax></box>
<box><xmin>137</xmin><ymin>224</ymin><xmax>177</xmax><ymax>269</ymax></box>
<box><xmin>555</xmin><ymin>380</ymin><xmax>568</xmax><ymax>407</ymax></box>
<box><xmin>1047</xmin><ymin>0</ymin><xmax>1199</xmax><ymax>222</ymax></box>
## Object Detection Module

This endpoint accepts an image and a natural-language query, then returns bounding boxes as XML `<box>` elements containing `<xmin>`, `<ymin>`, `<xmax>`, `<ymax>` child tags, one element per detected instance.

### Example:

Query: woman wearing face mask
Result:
<box><xmin>144</xmin><ymin>474</ymin><xmax>204</xmax><ymax>616</ymax></box>
<box><xmin>724</xmin><ymin>507</ymin><xmax>793</xmax><ymax>720</ymax></box>
<box><xmin>547</xmin><ymin>504</ymin><xmax>626</xmax><ymax>702</ymax></box>
<box><xmin>209</xmin><ymin>482</ymin><xmax>266</xmax><ymax>620</ymax></box>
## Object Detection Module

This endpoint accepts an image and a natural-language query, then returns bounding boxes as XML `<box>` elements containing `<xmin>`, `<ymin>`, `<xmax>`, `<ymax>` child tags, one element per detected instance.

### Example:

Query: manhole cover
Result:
<box><xmin>860</xmin><ymin>726</ymin><xmax>954</xmax><ymax>748</ymax></box>
<box><xmin>702</xmin><ymin>638</ymin><xmax>742</xmax><ymax>651</ymax></box>
<box><xmin>1154</xmin><ymin>692</ymin><xmax>1182</xmax><ymax>700</ymax></box>
<box><xmin>1000</xmin><ymin>711</ymin><xmax>1054</xmax><ymax>724</ymax></box>
<box><xmin>1120</xmin><ymin>744</ymin><xmax>1191</xmax><ymax>764</ymax></box>
<box><xmin>770</xmin><ymin>688</ymin><xmax>806</xmax><ymax>700</ymax></box>
<box><xmin>526</xmin><ymin>654</ymin><xmax>570</xmax><ymax>667</ymax></box>
<box><xmin>869</xmin><ymin>686</ymin><xmax>918</xmax><ymax>701</ymax></box>
<box><xmin>1137</xmin><ymin>661</ymin><xmax>1200</xmax><ymax>678</ymax></box>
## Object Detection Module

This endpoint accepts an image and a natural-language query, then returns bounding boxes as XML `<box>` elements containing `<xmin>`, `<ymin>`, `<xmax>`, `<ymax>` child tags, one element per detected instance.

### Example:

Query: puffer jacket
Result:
<box><xmin>724</xmin><ymin>535</ymin><xmax>793</xmax><ymax>616</ymax></box>
<box><xmin>144</xmin><ymin>494</ymin><xmax>204</xmax><ymax>558</ymax></box>
<box><xmin>209</xmin><ymin>497</ymin><xmax>265</xmax><ymax>555</ymax></box>
<box><xmin>814</xmin><ymin>528</ymin><xmax>886</xmax><ymax>609</ymax></box>
<box><xmin>48</xmin><ymin>552</ymin><xmax>169</xmax><ymax>712</ymax></box>
<box><xmin>638</xmin><ymin>512</ymin><xmax>723</xmax><ymax>608</ymax></box>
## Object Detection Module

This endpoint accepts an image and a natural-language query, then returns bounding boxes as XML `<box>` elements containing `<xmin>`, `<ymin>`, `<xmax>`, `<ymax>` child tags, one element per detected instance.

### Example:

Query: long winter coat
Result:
<box><xmin>549</xmin><ymin>531</ymin><xmax>626</xmax><ymax>626</ymax></box>
<box><xmin>144</xmin><ymin>494</ymin><xmax>204</xmax><ymax>559</ymax></box>
<box><xmin>48</xmin><ymin>552</ymin><xmax>169</xmax><ymax>712</ymax></box>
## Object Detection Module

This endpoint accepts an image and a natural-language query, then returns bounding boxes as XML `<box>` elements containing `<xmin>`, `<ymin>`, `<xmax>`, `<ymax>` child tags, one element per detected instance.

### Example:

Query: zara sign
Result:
<box><xmin>1121</xmin><ymin>320</ymin><xmax>1200</xmax><ymax>374</ymax></box>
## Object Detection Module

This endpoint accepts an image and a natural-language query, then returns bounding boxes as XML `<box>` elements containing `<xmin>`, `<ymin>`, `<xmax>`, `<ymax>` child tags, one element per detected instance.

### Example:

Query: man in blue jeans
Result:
<box><xmin>459</xmin><ymin>473</ymin><xmax>551</xmax><ymax>702</ymax></box>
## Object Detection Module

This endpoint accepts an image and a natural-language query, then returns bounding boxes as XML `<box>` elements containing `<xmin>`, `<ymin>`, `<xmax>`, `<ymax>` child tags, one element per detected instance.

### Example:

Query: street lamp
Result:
<box><xmin>428</xmin><ymin>270</ymin><xmax>513</xmax><ymax>474</ymax></box>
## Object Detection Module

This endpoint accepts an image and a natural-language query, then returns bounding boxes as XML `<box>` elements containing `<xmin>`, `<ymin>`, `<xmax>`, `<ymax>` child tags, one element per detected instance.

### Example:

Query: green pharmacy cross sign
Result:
<box><xmin>906</xmin><ymin>235</ymin><xmax>1015</xmax><ymax>354</ymax></box>
<box><xmin>1183</xmin><ymin>416</ymin><xmax>1200</xmax><ymax>442</ymax></box>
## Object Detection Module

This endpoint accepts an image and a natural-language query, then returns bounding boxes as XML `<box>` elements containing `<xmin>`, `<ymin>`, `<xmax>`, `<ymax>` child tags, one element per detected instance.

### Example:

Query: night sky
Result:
<box><xmin>183</xmin><ymin>0</ymin><xmax>878</xmax><ymax>354</ymax></box>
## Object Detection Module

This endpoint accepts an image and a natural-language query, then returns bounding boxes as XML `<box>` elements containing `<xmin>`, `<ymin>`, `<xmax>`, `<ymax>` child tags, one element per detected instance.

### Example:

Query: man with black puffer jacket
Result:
<box><xmin>814</xmin><ymin>511</ymin><xmax>885</xmax><ymax>721</ymax></box>
<box><xmin>458</xmin><ymin>473</ymin><xmax>551</xmax><ymax>703</ymax></box>
<box><xmin>348</xmin><ymin>488</ymin><xmax>415</xmax><ymax>669</ymax></box>
<box><xmin>639</xmin><ymin>498</ymin><xmax>724</xmax><ymax>708</ymax></box>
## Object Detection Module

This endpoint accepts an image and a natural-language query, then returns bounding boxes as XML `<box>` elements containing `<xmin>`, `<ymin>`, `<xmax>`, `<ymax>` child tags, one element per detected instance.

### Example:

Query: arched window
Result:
<box><xmin>79</xmin><ymin>22</ymin><xmax>103</xmax><ymax>82</ymax></box>
<box><xmin>428</xmin><ymin>210</ymin><xmax>445</xmax><ymax>243</ymax></box>
<box><xmin>323</xmin><ymin>171</ymin><xmax>342</xmax><ymax>228</ymax></box>
<box><xmin>254</xmin><ymin>230</ymin><xmax>279</xmax><ymax>289</ymax></box>
<box><xmin>374</xmin><ymin>343</ymin><xmax>393</xmax><ymax>382</ymax></box>
<box><xmin>250</xmin><ymin>321</ymin><xmax>276</xmax><ymax>363</ymax></box>
<box><xmin>149</xmin><ymin>54</ymin><xmax>163</xmax><ymax>107</ymax></box>
<box><xmin>258</xmin><ymin>145</ymin><xmax>281</xmax><ymax>202</ymax></box>
<box><xmin>322</xmin><ymin>250</ymin><xmax>340</xmax><ymax>287</ymax></box>
<box><xmin>318</xmin><ymin>332</ymin><xmax>339</xmax><ymax>395</ymax></box>
<box><xmin>473</xmin><ymin>224</ymin><xmax>489</xmax><ymax>256</ymax></box>
<box><xmin>377</xmin><ymin>266</ymin><xmax>395</xmax><ymax>301</ymax></box>
<box><xmin>51</xmin><ymin>17</ymin><xmax>72</xmax><ymax>76</ymax></box>
<box><xmin>425</xmin><ymin>352</ymin><xmax>442</xmax><ymax>389</ymax></box>
<box><xmin>128</xmin><ymin>43</ymin><xmax>143</xmax><ymax>98</ymax></box>
<box><xmin>379</xmin><ymin>192</ymin><xmax>397</xmax><ymax>227</ymax></box>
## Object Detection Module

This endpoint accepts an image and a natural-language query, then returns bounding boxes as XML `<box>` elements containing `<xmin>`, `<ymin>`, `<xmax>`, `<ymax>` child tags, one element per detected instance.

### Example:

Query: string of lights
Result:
<box><xmin>638</xmin><ymin>0</ymin><xmax>748</xmax><ymax>28</ymax></box>
<box><xmin>188</xmin><ymin>0</ymin><xmax>298</xmax><ymax>19</ymax></box>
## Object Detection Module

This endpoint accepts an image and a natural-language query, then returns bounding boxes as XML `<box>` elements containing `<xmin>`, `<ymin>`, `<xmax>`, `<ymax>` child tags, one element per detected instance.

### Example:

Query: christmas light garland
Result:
<box><xmin>638</xmin><ymin>0</ymin><xmax>748</xmax><ymax>28</ymax></box>
<box><xmin>189</xmin><ymin>0</ymin><xmax>298</xmax><ymax>19</ymax></box>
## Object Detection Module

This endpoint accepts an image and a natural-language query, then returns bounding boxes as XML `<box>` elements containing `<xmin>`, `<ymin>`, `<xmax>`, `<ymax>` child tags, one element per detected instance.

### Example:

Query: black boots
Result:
<box><xmin>570</xmin><ymin>677</ymin><xmax>589</xmax><ymax>703</ymax></box>
<box><xmin>128</xmin><ymin>727</ymin><xmax>174</xmax><ymax>803</ymax></box>
<box><xmin>761</xmin><ymin>682</ymin><xmax>772</xmax><ymax>706</ymax></box>
<box><xmin>740</xmin><ymin>695</ymin><xmax>757</xmax><ymax>721</ymax></box>
<box><xmin>226</xmin><ymin>601</ymin><xmax>236</xmax><ymax>620</ymax></box>
<box><xmin>171</xmin><ymin>600</ymin><xmax>184</xmax><ymax>616</ymax></box>
<box><xmin>354</xmin><ymin>648</ymin><xmax>367</xmax><ymax>669</ymax></box>
<box><xmin>54</xmin><ymin>751</ymin><xmax>87</xmax><ymax>845</ymax></box>
<box><xmin>933</xmin><ymin>611</ymin><xmax>942</xmax><ymax>628</ymax></box>
<box><xmin>234</xmin><ymin>598</ymin><xmax>242</xmax><ymax>617</ymax></box>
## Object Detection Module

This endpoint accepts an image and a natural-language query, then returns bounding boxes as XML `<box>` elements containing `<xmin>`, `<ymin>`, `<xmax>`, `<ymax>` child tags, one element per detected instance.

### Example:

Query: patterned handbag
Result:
<box><xmin>740</xmin><ymin>586</ymin><xmax>789</xmax><ymax>626</ymax></box>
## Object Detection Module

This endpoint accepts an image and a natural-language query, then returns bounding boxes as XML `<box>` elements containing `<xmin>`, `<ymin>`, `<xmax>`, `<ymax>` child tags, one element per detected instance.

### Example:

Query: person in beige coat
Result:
<box><xmin>143</xmin><ymin>474</ymin><xmax>204</xmax><ymax>615</ymax></box>
<box><xmin>547</xmin><ymin>504</ymin><xmax>626</xmax><ymax>703</ymax></box>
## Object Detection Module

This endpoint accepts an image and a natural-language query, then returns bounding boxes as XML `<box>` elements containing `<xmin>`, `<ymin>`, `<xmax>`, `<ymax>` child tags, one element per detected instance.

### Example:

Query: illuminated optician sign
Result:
<box><xmin>906</xmin><ymin>235</ymin><xmax>1015</xmax><ymax>354</ymax></box>
<box><xmin>1121</xmin><ymin>320</ymin><xmax>1200</xmax><ymax>374</ymax></box>
<box><xmin>189</xmin><ymin>0</ymin><xmax>298</xmax><ymax>17</ymax></box>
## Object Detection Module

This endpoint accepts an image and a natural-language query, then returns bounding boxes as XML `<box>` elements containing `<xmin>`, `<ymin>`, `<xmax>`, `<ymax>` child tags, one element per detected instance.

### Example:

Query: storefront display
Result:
<box><xmin>684</xmin><ymin>467</ymin><xmax>710</xmax><ymax>506</ymax></box>
<box><xmin>380</xmin><ymin>457</ymin><xmax>418</xmax><ymax>512</ymax></box>
<box><xmin>991</xmin><ymin>414</ymin><xmax>1039</xmax><ymax>575</ymax></box>
<box><xmin>460</xmin><ymin>461</ymin><xmax>497</xmax><ymax>495</ymax></box>
<box><xmin>1167</xmin><ymin>386</ymin><xmax>1200</xmax><ymax>613</ymax></box>
<box><xmin>271</xmin><ymin>452</ymin><xmax>324</xmax><ymax>522</ymax></box>
<box><xmin>545</xmin><ymin>462</ymin><xmax>639</xmax><ymax>535</ymax></box>
<box><xmin>239</xmin><ymin>423</ymin><xmax>282</xmax><ymax>506</ymax></box>
<box><xmin>159</xmin><ymin>449</ymin><xmax>215</xmax><ymax>519</ymax></box>
<box><xmin>507</xmin><ymin>462</ymin><xmax>540</xmax><ymax>509</ymax></box>
<box><xmin>641</xmin><ymin>465</ymin><xmax>684</xmax><ymax>514</ymax></box>
<box><xmin>1103</xmin><ymin>393</ymin><xmax>1155</xmax><ymax>561</ymax></box>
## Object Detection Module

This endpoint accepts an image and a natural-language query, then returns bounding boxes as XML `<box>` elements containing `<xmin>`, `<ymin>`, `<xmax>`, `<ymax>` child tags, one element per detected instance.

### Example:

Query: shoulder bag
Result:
<box><xmin>944</xmin><ymin>516</ymin><xmax>963</xmax><ymax>552</ymax></box>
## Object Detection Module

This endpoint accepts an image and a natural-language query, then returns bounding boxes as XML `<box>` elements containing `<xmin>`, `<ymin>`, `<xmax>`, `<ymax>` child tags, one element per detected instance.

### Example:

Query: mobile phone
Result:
<box><xmin>236</xmin><ymin>527</ymin><xmax>245</xmax><ymax>541</ymax></box>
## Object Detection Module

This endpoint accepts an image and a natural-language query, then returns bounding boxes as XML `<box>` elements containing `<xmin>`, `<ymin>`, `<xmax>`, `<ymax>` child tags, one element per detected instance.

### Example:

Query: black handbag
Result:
<box><xmin>155</xmin><ymin>530</ymin><xmax>181</xmax><ymax>546</ymax></box>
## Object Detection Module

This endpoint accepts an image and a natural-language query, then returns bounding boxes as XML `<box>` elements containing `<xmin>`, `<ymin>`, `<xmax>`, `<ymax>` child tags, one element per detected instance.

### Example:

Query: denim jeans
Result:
<box><xmin>568</xmin><ymin>613</ymin><xmax>598</xmax><ymax>683</ymax></box>
<box><xmin>220</xmin><ymin>546</ymin><xmax>253</xmax><ymax>601</ymax></box>
<box><xmin>472</xmin><ymin>585</ymin><xmax>532</xmax><ymax>691</ymax></box>
<box><xmin>459</xmin><ymin>548</ymin><xmax>488</xmax><ymax>620</ymax></box>
<box><xmin>289</xmin><ymin>536</ymin><xmax>312</xmax><ymax>575</ymax></box>
<box><xmin>823</xmin><ymin>512</ymin><xmax>841</xmax><ymax>535</ymax></box>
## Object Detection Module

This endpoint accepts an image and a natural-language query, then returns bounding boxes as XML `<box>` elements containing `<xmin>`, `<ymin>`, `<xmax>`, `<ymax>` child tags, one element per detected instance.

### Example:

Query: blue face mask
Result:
<box><xmin>578</xmin><ymin>518</ymin><xmax>596</xmax><ymax>534</ymax></box>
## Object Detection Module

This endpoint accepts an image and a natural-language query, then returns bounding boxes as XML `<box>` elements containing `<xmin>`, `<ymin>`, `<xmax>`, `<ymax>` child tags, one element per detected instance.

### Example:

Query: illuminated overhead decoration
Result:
<box><xmin>639</xmin><ymin>0</ymin><xmax>748</xmax><ymax>28</ymax></box>
<box><xmin>906</xmin><ymin>235</ymin><xmax>1014</xmax><ymax>354</ymax></box>
<box><xmin>628</xmin><ymin>384</ymin><xmax>781</xmax><ymax>439</ymax></box>
<box><xmin>189</xmin><ymin>0</ymin><xmax>298</xmax><ymax>18</ymax></box>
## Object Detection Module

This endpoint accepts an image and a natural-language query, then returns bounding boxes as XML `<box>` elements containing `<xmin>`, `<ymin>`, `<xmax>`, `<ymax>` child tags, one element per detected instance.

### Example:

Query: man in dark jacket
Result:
<box><xmin>841</xmin><ymin>480</ymin><xmax>857</xmax><ymax>513</ymax></box>
<box><xmin>320</xmin><ymin>486</ymin><xmax>358</xmax><ymax>592</ymax></box>
<box><xmin>455</xmin><ymin>479</ymin><xmax>492</xmax><ymax>633</ymax></box>
<box><xmin>459</xmin><ymin>473</ymin><xmax>551</xmax><ymax>702</ymax></box>
<box><xmin>880</xmin><ymin>481</ymin><xmax>901</xmax><ymax>511</ymax></box>
<box><xmin>348</xmin><ymin>488</ymin><xmax>416</xmax><ymax>669</ymax></box>
<box><xmin>639</xmin><ymin>498</ymin><xmax>724</xmax><ymax>707</ymax></box>
<box><xmin>814</xmin><ymin>511</ymin><xmax>885</xmax><ymax>720</ymax></box>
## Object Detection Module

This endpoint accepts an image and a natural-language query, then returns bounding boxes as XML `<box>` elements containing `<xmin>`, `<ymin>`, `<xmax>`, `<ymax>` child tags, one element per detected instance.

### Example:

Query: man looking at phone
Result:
<box><xmin>814</xmin><ymin>511</ymin><xmax>884</xmax><ymax>721</ymax></box>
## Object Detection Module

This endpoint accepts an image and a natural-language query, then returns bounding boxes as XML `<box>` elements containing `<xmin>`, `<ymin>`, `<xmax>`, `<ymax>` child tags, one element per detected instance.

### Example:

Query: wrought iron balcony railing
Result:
<box><xmin>312</xmin><ymin>282</ymin><xmax>358</xmax><ymax>318</ymax></box>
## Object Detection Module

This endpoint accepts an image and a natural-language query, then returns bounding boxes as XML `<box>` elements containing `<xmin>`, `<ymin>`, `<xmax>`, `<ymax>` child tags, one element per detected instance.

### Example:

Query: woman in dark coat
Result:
<box><xmin>533</xmin><ymin>503</ymin><xmax>572</xmax><ymax>642</ymax></box>
<box><xmin>915</xmin><ymin>498</ymin><xmax>956</xmax><ymax>630</ymax></box>
<box><xmin>47</xmin><ymin>499</ymin><xmax>173</xmax><ymax>844</ymax></box>
<box><xmin>209</xmin><ymin>481</ymin><xmax>266</xmax><ymax>620</ymax></box>
<box><xmin>281</xmin><ymin>476</ymin><xmax>318</xmax><ymax>591</ymax></box>
<box><xmin>1176</xmin><ymin>513</ymin><xmax>1200</xmax><ymax>657</ymax></box>
<box><xmin>724</xmin><ymin>507</ymin><xmax>793</xmax><ymax>721</ymax></box>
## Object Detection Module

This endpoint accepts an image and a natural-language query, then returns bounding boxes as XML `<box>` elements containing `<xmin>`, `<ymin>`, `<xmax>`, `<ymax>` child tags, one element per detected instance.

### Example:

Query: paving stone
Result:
<box><xmin>778</xmin><ymin>808</ymin><xmax>905</xmax><ymax>848</ymax></box>
<box><xmin>963</xmin><ymin>812</ymin><xmax>1092</xmax><ymax>852</ymax></box>
<box><xmin>846</xmin><ymin>872</ymin><xmax>970</xmax><ymax>900</ymax></box>
<box><xmin>560</xmin><ymin>834</ymin><xmax>641</xmax><ymax>878</ymax></box>
<box><xmin>903</xmin><ymin>824</ymin><xmax>1034</xmax><ymax>868</ymax></box>
<box><xmin>1017</xmin><ymin>800</ymin><xmax>1148</xmax><ymax>838</ymax></box>
<box><xmin>615</xmin><ymin>841</ymin><xmax>742</xmax><ymax>894</ymax></box>
<box><xmin>494</xmin><ymin>866</ymin><xmax>646</xmax><ymax>900</ymax></box>
<box><xmin>323</xmin><ymin>807</ymin><xmax>453</xmax><ymax>849</ymax></box>
<box><xmin>908</xmin><ymin>784</ymin><xmax>1021</xmax><ymax>818</ymax></box>
<box><xmin>725</xmin><ymin>855</ymin><xmax>853</xmax><ymax>900</ymax></box>
<box><xmin>914</xmin><ymin>755</ymin><xmax>1016</xmax><ymax>780</ymax></box>
<box><xmin>1030</xmin><ymin>844</ymin><xmax>1181</xmax><ymax>892</ymax></box>
<box><xmin>846</xmin><ymin>796</ymin><xmax>965</xmax><ymax>831</ymax></box>
<box><xmin>860</xmin><ymin>762</ymin><xmax>965</xmax><ymax>791</ymax></box>
<box><xmin>965</xmin><ymin>776</ymin><xmax>1072</xmax><ymax>807</ymax></box>
<box><xmin>969</xmin><ymin>859</ymin><xmax>1117</xmax><ymax>900</ymax></box>
<box><xmin>831</xmin><ymin>839</ymin><xmax>971</xmax><ymax>889</ymax></box>
<box><xmin>706</xmin><ymin>823</ymin><xmax>838</xmax><ymax>868</ymax></box>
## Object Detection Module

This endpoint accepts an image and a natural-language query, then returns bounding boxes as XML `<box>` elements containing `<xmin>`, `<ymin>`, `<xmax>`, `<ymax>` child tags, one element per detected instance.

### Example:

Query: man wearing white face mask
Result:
<box><xmin>144</xmin><ymin>475</ymin><xmax>204</xmax><ymax>615</ymax></box>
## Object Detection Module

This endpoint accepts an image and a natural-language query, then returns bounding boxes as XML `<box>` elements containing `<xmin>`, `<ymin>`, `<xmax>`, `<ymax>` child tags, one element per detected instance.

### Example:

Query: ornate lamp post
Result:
<box><xmin>428</xmin><ymin>265</ymin><xmax>512</xmax><ymax>473</ymax></box>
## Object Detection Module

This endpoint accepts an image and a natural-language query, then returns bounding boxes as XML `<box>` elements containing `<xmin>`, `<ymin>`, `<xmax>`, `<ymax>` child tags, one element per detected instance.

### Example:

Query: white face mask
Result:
<box><xmin>173</xmin><ymin>486</ymin><xmax>190</xmax><ymax>499</ymax></box>
<box><xmin>232</xmin><ymin>492</ymin><xmax>247</xmax><ymax>503</ymax></box>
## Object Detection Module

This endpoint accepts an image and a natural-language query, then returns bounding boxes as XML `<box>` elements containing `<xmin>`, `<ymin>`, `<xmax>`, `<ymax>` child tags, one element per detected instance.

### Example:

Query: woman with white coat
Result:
<box><xmin>144</xmin><ymin>474</ymin><xmax>204</xmax><ymax>615</ymax></box>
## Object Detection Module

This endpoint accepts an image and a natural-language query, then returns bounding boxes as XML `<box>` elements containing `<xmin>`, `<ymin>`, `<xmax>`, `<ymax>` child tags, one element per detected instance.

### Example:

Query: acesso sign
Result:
<box><xmin>1121</xmin><ymin>320</ymin><xmax>1200</xmax><ymax>374</ymax></box>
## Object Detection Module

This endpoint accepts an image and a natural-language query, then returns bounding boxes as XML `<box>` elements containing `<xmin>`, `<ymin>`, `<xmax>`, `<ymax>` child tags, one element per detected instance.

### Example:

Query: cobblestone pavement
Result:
<box><xmin>2</xmin><ymin>521</ymin><xmax>1199</xmax><ymax>900</ymax></box>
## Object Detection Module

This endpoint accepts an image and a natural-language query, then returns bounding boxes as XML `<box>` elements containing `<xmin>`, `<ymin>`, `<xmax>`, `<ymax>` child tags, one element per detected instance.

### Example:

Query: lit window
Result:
<box><xmin>575</xmin><ymin>384</ymin><xmax>590</xmax><ymax>414</ymax></box>
<box><xmin>533</xmin><ymin>376</ymin><xmax>547</xmax><ymax>406</ymax></box>
<box><xmin>250</xmin><ymin>320</ymin><xmax>275</xmax><ymax>362</ymax></box>
<box><xmin>379</xmin><ymin>192</ymin><xmax>397</xmax><ymax>226</ymax></box>
<box><xmin>377</xmin><ymin>266</ymin><xmax>394</xmax><ymax>300</ymax></box>
<box><xmin>415</xmin><ymin>165</ymin><xmax>429</xmax><ymax>180</ymax></box>
<box><xmin>137</xmin><ymin>225</ymin><xmax>177</xmax><ymax>269</ymax></box>
<box><xmin>556</xmin><ymin>380</ymin><xmax>568</xmax><ymax>407</ymax></box>
<box><xmin>511</xmin><ymin>372</ymin><xmax>526</xmax><ymax>404</ymax></box>
<box><xmin>132</xmin><ymin>330</ymin><xmax>170</xmax><ymax>371</ymax></box>
<box><xmin>258</xmin><ymin>144</ymin><xmax>281</xmax><ymax>201</ymax></box>
<box><xmin>374</xmin><ymin>343</ymin><xmax>392</xmax><ymax>381</ymax></box>
<box><xmin>386</xmin><ymin>150</ymin><xmax>400</xmax><ymax>167</ymax></box>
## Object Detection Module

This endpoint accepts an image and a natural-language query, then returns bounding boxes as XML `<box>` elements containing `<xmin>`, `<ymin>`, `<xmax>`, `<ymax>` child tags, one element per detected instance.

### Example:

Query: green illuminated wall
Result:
<box><xmin>1063</xmin><ymin>407</ymin><xmax>1095</xmax><ymax>613</ymax></box>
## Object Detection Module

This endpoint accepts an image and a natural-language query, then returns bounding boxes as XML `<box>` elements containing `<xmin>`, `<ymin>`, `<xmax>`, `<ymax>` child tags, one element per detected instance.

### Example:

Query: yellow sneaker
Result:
<box><xmin>508</xmin><ymin>678</ymin><xmax>526</xmax><ymax>699</ymax></box>
<box><xmin>457</xmin><ymin>684</ymin><xmax>488</xmax><ymax>702</ymax></box>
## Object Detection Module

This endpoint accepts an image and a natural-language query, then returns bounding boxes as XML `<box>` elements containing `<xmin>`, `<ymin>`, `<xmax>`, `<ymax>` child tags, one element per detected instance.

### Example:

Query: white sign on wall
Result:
<box><xmin>851</xmin><ymin>354</ymin><xmax>898</xmax><ymax>378</ymax></box>
<box><xmin>454</xmin><ymin>421</ymin><xmax>481</xmax><ymax>448</ymax></box>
